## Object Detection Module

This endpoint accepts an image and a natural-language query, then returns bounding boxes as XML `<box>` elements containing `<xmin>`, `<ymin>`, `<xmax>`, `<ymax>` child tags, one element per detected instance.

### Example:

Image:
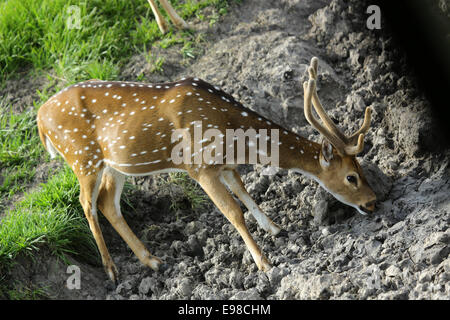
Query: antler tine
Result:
<box><xmin>308</xmin><ymin>66</ymin><xmax>316</xmax><ymax>80</ymax></box>
<box><xmin>348</xmin><ymin>107</ymin><xmax>372</xmax><ymax>144</ymax></box>
<box><xmin>303</xmin><ymin>79</ymin><xmax>346</xmax><ymax>154</ymax></box>
<box><xmin>311</xmin><ymin>57</ymin><xmax>318</xmax><ymax>77</ymax></box>
<box><xmin>344</xmin><ymin>133</ymin><xmax>364</xmax><ymax>155</ymax></box>
<box><xmin>307</xmin><ymin>57</ymin><xmax>348</xmax><ymax>144</ymax></box>
<box><xmin>310</xmin><ymin>87</ymin><xmax>349</xmax><ymax>143</ymax></box>
<box><xmin>307</xmin><ymin>57</ymin><xmax>372</xmax><ymax>156</ymax></box>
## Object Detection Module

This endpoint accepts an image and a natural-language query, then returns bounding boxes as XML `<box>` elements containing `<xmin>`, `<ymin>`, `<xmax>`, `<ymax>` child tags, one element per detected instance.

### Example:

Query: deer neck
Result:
<box><xmin>276</xmin><ymin>133</ymin><xmax>323</xmax><ymax>176</ymax></box>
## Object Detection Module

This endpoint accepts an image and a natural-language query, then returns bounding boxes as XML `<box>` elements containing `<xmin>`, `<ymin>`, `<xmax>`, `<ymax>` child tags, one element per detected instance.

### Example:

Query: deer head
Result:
<box><xmin>303</xmin><ymin>57</ymin><xmax>376</xmax><ymax>215</ymax></box>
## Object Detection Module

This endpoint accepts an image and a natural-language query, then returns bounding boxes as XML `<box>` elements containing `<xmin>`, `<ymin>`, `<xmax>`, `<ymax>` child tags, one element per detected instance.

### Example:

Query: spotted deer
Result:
<box><xmin>147</xmin><ymin>0</ymin><xmax>189</xmax><ymax>34</ymax></box>
<box><xmin>37</xmin><ymin>57</ymin><xmax>376</xmax><ymax>281</ymax></box>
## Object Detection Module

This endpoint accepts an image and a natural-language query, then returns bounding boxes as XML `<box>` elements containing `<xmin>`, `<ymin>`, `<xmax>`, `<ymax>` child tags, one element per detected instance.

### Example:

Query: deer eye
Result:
<box><xmin>346</xmin><ymin>175</ymin><xmax>357</xmax><ymax>185</ymax></box>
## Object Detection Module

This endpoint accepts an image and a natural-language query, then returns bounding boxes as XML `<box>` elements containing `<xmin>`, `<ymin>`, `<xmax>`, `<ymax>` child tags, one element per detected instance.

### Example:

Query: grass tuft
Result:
<box><xmin>0</xmin><ymin>0</ymin><xmax>240</xmax><ymax>85</ymax></box>
<box><xmin>0</xmin><ymin>165</ymin><xmax>99</xmax><ymax>267</ymax></box>
<box><xmin>165</xmin><ymin>172</ymin><xmax>209</xmax><ymax>211</ymax></box>
<box><xmin>0</xmin><ymin>102</ymin><xmax>43</xmax><ymax>204</ymax></box>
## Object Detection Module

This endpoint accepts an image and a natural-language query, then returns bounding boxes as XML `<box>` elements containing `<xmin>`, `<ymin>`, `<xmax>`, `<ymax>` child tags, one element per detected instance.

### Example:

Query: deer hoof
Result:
<box><xmin>104</xmin><ymin>262</ymin><xmax>119</xmax><ymax>283</ymax></box>
<box><xmin>258</xmin><ymin>255</ymin><xmax>272</xmax><ymax>272</ymax></box>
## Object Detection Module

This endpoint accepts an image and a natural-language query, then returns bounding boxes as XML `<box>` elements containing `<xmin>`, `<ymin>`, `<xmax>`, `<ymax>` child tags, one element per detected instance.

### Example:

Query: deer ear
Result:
<box><xmin>321</xmin><ymin>139</ymin><xmax>334</xmax><ymax>164</ymax></box>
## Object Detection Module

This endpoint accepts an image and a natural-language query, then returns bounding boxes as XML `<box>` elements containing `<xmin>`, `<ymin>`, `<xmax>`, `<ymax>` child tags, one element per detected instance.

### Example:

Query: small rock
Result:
<box><xmin>321</xmin><ymin>227</ymin><xmax>331</xmax><ymax>236</ymax></box>
<box><xmin>313</xmin><ymin>200</ymin><xmax>328</xmax><ymax>225</ymax></box>
<box><xmin>378</xmin><ymin>289</ymin><xmax>409</xmax><ymax>300</ymax></box>
<box><xmin>192</xmin><ymin>284</ymin><xmax>225</xmax><ymax>300</ymax></box>
<box><xmin>242</xmin><ymin>250</ymin><xmax>254</xmax><ymax>267</ymax></box>
<box><xmin>365</xmin><ymin>239</ymin><xmax>383</xmax><ymax>257</ymax></box>
<box><xmin>247</xmin><ymin>174</ymin><xmax>270</xmax><ymax>195</ymax></box>
<box><xmin>229</xmin><ymin>270</ymin><xmax>244</xmax><ymax>289</ymax></box>
<box><xmin>176</xmin><ymin>278</ymin><xmax>193</xmax><ymax>298</ymax></box>
<box><xmin>185</xmin><ymin>221</ymin><xmax>202</xmax><ymax>235</ymax></box>
<box><xmin>346</xmin><ymin>93</ymin><xmax>366</xmax><ymax>112</ymax></box>
<box><xmin>389</xmin><ymin>221</ymin><xmax>406</xmax><ymax>235</ymax></box>
<box><xmin>256</xmin><ymin>272</ymin><xmax>271</xmax><ymax>293</ymax></box>
<box><xmin>124</xmin><ymin>262</ymin><xmax>140</xmax><ymax>275</ymax></box>
<box><xmin>359</xmin><ymin>287</ymin><xmax>376</xmax><ymax>299</ymax></box>
<box><xmin>229</xmin><ymin>288</ymin><xmax>262</xmax><ymax>300</ymax></box>
<box><xmin>267</xmin><ymin>266</ymin><xmax>289</xmax><ymax>287</ymax></box>
<box><xmin>418</xmin><ymin>272</ymin><xmax>432</xmax><ymax>283</ymax></box>
<box><xmin>385</xmin><ymin>265</ymin><xmax>401</xmax><ymax>277</ymax></box>
<box><xmin>115</xmin><ymin>280</ymin><xmax>133</xmax><ymax>296</ymax></box>
<box><xmin>139</xmin><ymin>277</ymin><xmax>156</xmax><ymax>295</ymax></box>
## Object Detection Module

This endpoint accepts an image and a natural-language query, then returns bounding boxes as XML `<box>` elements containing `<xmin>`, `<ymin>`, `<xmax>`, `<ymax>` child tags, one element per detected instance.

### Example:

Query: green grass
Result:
<box><xmin>0</xmin><ymin>166</ymin><xmax>95</xmax><ymax>300</ymax></box>
<box><xmin>0</xmin><ymin>79</ymin><xmax>58</xmax><ymax>206</ymax></box>
<box><xmin>163</xmin><ymin>172</ymin><xmax>209</xmax><ymax>211</ymax></box>
<box><xmin>0</xmin><ymin>165</ymin><xmax>99</xmax><ymax>267</ymax></box>
<box><xmin>146</xmin><ymin>52</ymin><xmax>166</xmax><ymax>74</ymax></box>
<box><xmin>0</xmin><ymin>0</ymin><xmax>238</xmax><ymax>85</ymax></box>
<box><xmin>0</xmin><ymin>103</ymin><xmax>41</xmax><ymax>168</ymax></box>
<box><xmin>2</xmin><ymin>282</ymin><xmax>50</xmax><ymax>300</ymax></box>
<box><xmin>0</xmin><ymin>101</ymin><xmax>44</xmax><ymax>206</ymax></box>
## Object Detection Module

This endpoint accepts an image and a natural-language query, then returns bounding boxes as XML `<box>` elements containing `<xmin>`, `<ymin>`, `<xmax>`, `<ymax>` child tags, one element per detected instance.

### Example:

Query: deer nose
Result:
<box><xmin>364</xmin><ymin>200</ymin><xmax>376</xmax><ymax>212</ymax></box>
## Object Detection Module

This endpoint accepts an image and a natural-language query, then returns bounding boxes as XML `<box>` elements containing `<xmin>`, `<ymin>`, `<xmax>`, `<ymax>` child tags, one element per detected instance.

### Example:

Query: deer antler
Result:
<box><xmin>303</xmin><ymin>79</ymin><xmax>348</xmax><ymax>154</ymax></box>
<box><xmin>303</xmin><ymin>57</ymin><xmax>371</xmax><ymax>156</ymax></box>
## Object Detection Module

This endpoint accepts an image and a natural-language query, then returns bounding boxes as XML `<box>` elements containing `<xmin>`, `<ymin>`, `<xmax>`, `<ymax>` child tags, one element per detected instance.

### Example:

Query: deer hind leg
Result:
<box><xmin>97</xmin><ymin>167</ymin><xmax>162</xmax><ymax>273</ymax></box>
<box><xmin>147</xmin><ymin>0</ymin><xmax>170</xmax><ymax>34</ymax></box>
<box><xmin>222</xmin><ymin>170</ymin><xmax>281</xmax><ymax>236</ymax></box>
<box><xmin>194</xmin><ymin>170</ymin><xmax>271</xmax><ymax>271</ymax></box>
<box><xmin>158</xmin><ymin>0</ymin><xmax>189</xmax><ymax>30</ymax></box>
<box><xmin>77</xmin><ymin>169</ymin><xmax>118</xmax><ymax>282</ymax></box>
